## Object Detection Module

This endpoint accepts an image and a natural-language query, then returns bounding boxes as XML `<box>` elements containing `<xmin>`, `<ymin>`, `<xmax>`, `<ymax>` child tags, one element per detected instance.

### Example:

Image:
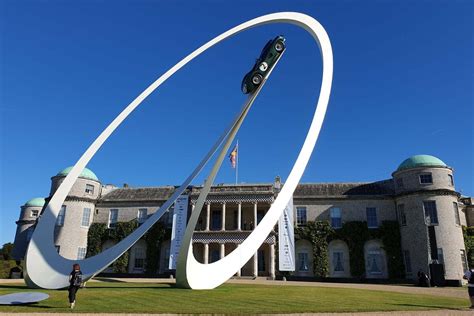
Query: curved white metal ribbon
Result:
<box><xmin>24</xmin><ymin>11</ymin><xmax>332</xmax><ymax>290</ymax></box>
<box><xmin>176</xmin><ymin>13</ymin><xmax>333</xmax><ymax>289</ymax></box>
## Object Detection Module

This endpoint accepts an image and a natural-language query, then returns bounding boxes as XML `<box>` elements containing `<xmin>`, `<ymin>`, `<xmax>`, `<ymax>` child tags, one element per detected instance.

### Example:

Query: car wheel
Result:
<box><xmin>252</xmin><ymin>74</ymin><xmax>263</xmax><ymax>85</ymax></box>
<box><xmin>275</xmin><ymin>41</ymin><xmax>285</xmax><ymax>52</ymax></box>
<box><xmin>259</xmin><ymin>62</ymin><xmax>268</xmax><ymax>72</ymax></box>
<box><xmin>242</xmin><ymin>84</ymin><xmax>248</xmax><ymax>94</ymax></box>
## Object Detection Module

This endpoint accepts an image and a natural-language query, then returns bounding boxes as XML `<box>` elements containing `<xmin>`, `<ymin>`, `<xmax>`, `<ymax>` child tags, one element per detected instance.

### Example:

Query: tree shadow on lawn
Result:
<box><xmin>393</xmin><ymin>303</ymin><xmax>466</xmax><ymax>310</ymax></box>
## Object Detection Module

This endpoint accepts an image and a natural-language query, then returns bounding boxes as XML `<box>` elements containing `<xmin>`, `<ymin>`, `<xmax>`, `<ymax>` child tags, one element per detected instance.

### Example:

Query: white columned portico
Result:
<box><xmin>253</xmin><ymin>252</ymin><xmax>258</xmax><ymax>277</ymax></box>
<box><xmin>221</xmin><ymin>203</ymin><xmax>226</xmax><ymax>231</ymax></box>
<box><xmin>220</xmin><ymin>243</ymin><xmax>225</xmax><ymax>259</ymax></box>
<box><xmin>253</xmin><ymin>202</ymin><xmax>258</xmax><ymax>229</ymax></box>
<box><xmin>269</xmin><ymin>243</ymin><xmax>275</xmax><ymax>279</ymax></box>
<box><xmin>237</xmin><ymin>202</ymin><xmax>242</xmax><ymax>231</ymax></box>
<box><xmin>205</xmin><ymin>203</ymin><xmax>210</xmax><ymax>231</ymax></box>
<box><xmin>203</xmin><ymin>243</ymin><xmax>209</xmax><ymax>264</ymax></box>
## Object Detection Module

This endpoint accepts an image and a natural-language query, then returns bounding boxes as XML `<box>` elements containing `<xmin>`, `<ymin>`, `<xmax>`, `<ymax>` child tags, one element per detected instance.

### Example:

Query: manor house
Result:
<box><xmin>13</xmin><ymin>155</ymin><xmax>473</xmax><ymax>285</ymax></box>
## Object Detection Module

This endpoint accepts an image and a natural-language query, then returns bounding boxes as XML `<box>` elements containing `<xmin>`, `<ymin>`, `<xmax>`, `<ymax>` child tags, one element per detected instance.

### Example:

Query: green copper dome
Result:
<box><xmin>397</xmin><ymin>155</ymin><xmax>447</xmax><ymax>171</ymax></box>
<box><xmin>25</xmin><ymin>197</ymin><xmax>45</xmax><ymax>207</ymax></box>
<box><xmin>57</xmin><ymin>166</ymin><xmax>99</xmax><ymax>181</ymax></box>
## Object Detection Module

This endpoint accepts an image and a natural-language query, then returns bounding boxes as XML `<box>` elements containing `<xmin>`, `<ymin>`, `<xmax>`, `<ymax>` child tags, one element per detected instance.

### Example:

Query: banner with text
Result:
<box><xmin>168</xmin><ymin>195</ymin><xmax>189</xmax><ymax>270</ymax></box>
<box><xmin>278</xmin><ymin>198</ymin><xmax>295</xmax><ymax>271</ymax></box>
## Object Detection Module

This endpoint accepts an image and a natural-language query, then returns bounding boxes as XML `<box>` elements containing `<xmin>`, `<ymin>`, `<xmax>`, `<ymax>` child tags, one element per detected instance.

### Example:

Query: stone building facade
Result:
<box><xmin>12</xmin><ymin>155</ymin><xmax>473</xmax><ymax>284</ymax></box>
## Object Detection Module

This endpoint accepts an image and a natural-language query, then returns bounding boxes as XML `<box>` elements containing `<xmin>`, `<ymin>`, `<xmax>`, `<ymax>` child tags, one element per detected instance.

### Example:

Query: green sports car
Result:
<box><xmin>241</xmin><ymin>35</ymin><xmax>286</xmax><ymax>94</ymax></box>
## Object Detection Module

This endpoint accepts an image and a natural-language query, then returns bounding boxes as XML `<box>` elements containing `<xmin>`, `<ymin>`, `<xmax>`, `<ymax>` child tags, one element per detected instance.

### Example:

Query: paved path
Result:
<box><xmin>0</xmin><ymin>311</ymin><xmax>473</xmax><ymax>316</ymax></box>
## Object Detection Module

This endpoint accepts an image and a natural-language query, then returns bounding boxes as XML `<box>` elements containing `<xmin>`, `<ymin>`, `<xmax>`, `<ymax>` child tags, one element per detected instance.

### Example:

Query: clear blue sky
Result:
<box><xmin>1</xmin><ymin>0</ymin><xmax>472</xmax><ymax>245</ymax></box>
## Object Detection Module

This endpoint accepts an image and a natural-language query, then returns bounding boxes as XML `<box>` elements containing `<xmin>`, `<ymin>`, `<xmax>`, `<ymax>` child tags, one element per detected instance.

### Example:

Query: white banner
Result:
<box><xmin>278</xmin><ymin>198</ymin><xmax>295</xmax><ymax>271</ymax></box>
<box><xmin>168</xmin><ymin>195</ymin><xmax>189</xmax><ymax>270</ymax></box>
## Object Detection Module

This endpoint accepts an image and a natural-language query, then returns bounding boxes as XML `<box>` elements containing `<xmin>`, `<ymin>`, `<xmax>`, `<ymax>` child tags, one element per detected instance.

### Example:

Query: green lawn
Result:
<box><xmin>0</xmin><ymin>281</ymin><xmax>469</xmax><ymax>314</ymax></box>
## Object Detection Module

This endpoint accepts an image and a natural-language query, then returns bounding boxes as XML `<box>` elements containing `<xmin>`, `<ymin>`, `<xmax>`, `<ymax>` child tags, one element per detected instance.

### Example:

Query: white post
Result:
<box><xmin>222</xmin><ymin>203</ymin><xmax>226</xmax><ymax>231</ymax></box>
<box><xmin>205</xmin><ymin>203</ymin><xmax>210</xmax><ymax>231</ymax></box>
<box><xmin>270</xmin><ymin>244</ymin><xmax>275</xmax><ymax>280</ymax></box>
<box><xmin>253</xmin><ymin>252</ymin><xmax>258</xmax><ymax>277</ymax></box>
<box><xmin>203</xmin><ymin>243</ymin><xmax>209</xmax><ymax>264</ymax></box>
<box><xmin>220</xmin><ymin>243</ymin><xmax>225</xmax><ymax>259</ymax></box>
<box><xmin>237</xmin><ymin>202</ymin><xmax>242</xmax><ymax>231</ymax></box>
<box><xmin>253</xmin><ymin>202</ymin><xmax>258</xmax><ymax>229</ymax></box>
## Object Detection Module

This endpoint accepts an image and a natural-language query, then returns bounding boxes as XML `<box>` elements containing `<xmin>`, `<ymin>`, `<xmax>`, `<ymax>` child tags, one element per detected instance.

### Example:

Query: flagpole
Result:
<box><xmin>235</xmin><ymin>140</ymin><xmax>239</xmax><ymax>184</ymax></box>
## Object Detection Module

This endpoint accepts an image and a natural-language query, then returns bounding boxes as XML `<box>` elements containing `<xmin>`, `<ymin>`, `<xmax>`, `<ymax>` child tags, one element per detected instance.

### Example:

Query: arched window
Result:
<box><xmin>328</xmin><ymin>240</ymin><xmax>350</xmax><ymax>277</ymax></box>
<box><xmin>364</xmin><ymin>240</ymin><xmax>388</xmax><ymax>279</ymax></box>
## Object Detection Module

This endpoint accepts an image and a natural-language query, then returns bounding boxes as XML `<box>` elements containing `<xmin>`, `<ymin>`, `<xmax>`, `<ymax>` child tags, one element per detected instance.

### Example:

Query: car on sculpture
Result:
<box><xmin>241</xmin><ymin>35</ymin><xmax>286</xmax><ymax>94</ymax></box>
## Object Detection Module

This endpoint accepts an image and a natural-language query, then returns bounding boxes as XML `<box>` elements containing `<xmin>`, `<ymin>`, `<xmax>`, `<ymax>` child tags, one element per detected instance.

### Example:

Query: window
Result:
<box><xmin>366</xmin><ymin>207</ymin><xmax>378</xmax><ymax>228</ymax></box>
<box><xmin>403</xmin><ymin>250</ymin><xmax>412</xmax><ymax>273</ymax></box>
<box><xmin>396</xmin><ymin>178</ymin><xmax>404</xmax><ymax>189</ymax></box>
<box><xmin>448</xmin><ymin>174</ymin><xmax>454</xmax><ymax>186</ymax></box>
<box><xmin>330</xmin><ymin>207</ymin><xmax>342</xmax><ymax>229</ymax></box>
<box><xmin>258</xmin><ymin>250</ymin><xmax>266</xmax><ymax>272</ymax></box>
<box><xmin>333</xmin><ymin>251</ymin><xmax>344</xmax><ymax>272</ymax></box>
<box><xmin>257</xmin><ymin>210</ymin><xmax>264</xmax><ymax>225</ymax></box>
<box><xmin>437</xmin><ymin>248</ymin><xmax>444</xmax><ymax>264</ymax></box>
<box><xmin>210</xmin><ymin>250</ymin><xmax>220</xmax><ymax>263</ymax></box>
<box><xmin>81</xmin><ymin>208</ymin><xmax>91</xmax><ymax>227</ymax></box>
<box><xmin>419</xmin><ymin>173</ymin><xmax>433</xmax><ymax>184</ymax></box>
<box><xmin>367</xmin><ymin>249</ymin><xmax>382</xmax><ymax>275</ymax></box>
<box><xmin>211</xmin><ymin>210</ymin><xmax>221</xmax><ymax>230</ymax></box>
<box><xmin>134</xmin><ymin>247</ymin><xmax>145</xmax><ymax>270</ymax></box>
<box><xmin>423</xmin><ymin>201</ymin><xmax>438</xmax><ymax>225</ymax></box>
<box><xmin>85</xmin><ymin>184</ymin><xmax>94</xmax><ymax>195</ymax></box>
<box><xmin>108</xmin><ymin>209</ymin><xmax>118</xmax><ymax>228</ymax></box>
<box><xmin>398</xmin><ymin>204</ymin><xmax>407</xmax><ymax>226</ymax></box>
<box><xmin>56</xmin><ymin>205</ymin><xmax>66</xmax><ymax>226</ymax></box>
<box><xmin>298</xmin><ymin>253</ymin><xmax>309</xmax><ymax>271</ymax></box>
<box><xmin>30</xmin><ymin>210</ymin><xmax>39</xmax><ymax>218</ymax></box>
<box><xmin>461</xmin><ymin>250</ymin><xmax>468</xmax><ymax>272</ymax></box>
<box><xmin>55</xmin><ymin>245</ymin><xmax>60</xmax><ymax>254</ymax></box>
<box><xmin>137</xmin><ymin>209</ymin><xmax>147</xmax><ymax>224</ymax></box>
<box><xmin>296</xmin><ymin>207</ymin><xmax>307</xmax><ymax>226</ymax></box>
<box><xmin>453</xmin><ymin>202</ymin><xmax>460</xmax><ymax>225</ymax></box>
<box><xmin>77</xmin><ymin>247</ymin><xmax>86</xmax><ymax>260</ymax></box>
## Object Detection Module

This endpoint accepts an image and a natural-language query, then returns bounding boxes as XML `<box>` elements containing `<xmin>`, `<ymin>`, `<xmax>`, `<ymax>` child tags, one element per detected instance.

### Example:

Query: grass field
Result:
<box><xmin>0</xmin><ymin>281</ymin><xmax>470</xmax><ymax>314</ymax></box>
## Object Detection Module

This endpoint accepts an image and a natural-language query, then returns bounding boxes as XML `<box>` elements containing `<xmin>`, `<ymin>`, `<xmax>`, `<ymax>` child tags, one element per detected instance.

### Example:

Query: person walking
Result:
<box><xmin>463</xmin><ymin>268</ymin><xmax>474</xmax><ymax>309</ymax></box>
<box><xmin>68</xmin><ymin>263</ymin><xmax>83</xmax><ymax>309</ymax></box>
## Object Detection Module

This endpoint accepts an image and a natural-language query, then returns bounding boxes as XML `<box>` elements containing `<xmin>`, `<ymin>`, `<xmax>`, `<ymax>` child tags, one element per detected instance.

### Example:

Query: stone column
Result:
<box><xmin>253</xmin><ymin>202</ymin><xmax>258</xmax><ymax>229</ymax></box>
<box><xmin>220</xmin><ymin>243</ymin><xmax>225</xmax><ymax>259</ymax></box>
<box><xmin>221</xmin><ymin>202</ymin><xmax>226</xmax><ymax>231</ymax></box>
<box><xmin>235</xmin><ymin>243</ymin><xmax>241</xmax><ymax>277</ymax></box>
<box><xmin>253</xmin><ymin>252</ymin><xmax>258</xmax><ymax>277</ymax></box>
<box><xmin>237</xmin><ymin>202</ymin><xmax>242</xmax><ymax>231</ymax></box>
<box><xmin>269</xmin><ymin>243</ymin><xmax>275</xmax><ymax>279</ymax></box>
<box><xmin>205</xmin><ymin>202</ymin><xmax>210</xmax><ymax>231</ymax></box>
<box><xmin>203</xmin><ymin>243</ymin><xmax>209</xmax><ymax>264</ymax></box>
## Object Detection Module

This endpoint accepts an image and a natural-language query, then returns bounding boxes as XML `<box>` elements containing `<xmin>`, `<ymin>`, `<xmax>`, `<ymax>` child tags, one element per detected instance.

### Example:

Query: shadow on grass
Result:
<box><xmin>394</xmin><ymin>303</ymin><xmax>465</xmax><ymax>310</ymax></box>
<box><xmin>0</xmin><ymin>285</ymin><xmax>30</xmax><ymax>290</ymax></box>
<box><xmin>87</xmin><ymin>285</ymin><xmax>175</xmax><ymax>290</ymax></box>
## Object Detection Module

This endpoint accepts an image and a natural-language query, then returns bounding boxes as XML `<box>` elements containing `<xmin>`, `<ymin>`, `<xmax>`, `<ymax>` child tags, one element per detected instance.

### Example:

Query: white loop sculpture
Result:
<box><xmin>24</xmin><ymin>11</ymin><xmax>333</xmax><ymax>290</ymax></box>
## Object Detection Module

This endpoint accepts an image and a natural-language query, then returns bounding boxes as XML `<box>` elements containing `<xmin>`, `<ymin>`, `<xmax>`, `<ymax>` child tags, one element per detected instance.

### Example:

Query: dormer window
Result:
<box><xmin>419</xmin><ymin>173</ymin><xmax>433</xmax><ymax>184</ymax></box>
<box><xmin>85</xmin><ymin>184</ymin><xmax>94</xmax><ymax>195</ymax></box>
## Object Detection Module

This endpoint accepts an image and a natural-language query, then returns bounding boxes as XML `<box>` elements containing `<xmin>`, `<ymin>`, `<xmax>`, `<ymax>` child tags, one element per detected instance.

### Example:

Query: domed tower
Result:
<box><xmin>12</xmin><ymin>198</ymin><xmax>45</xmax><ymax>260</ymax></box>
<box><xmin>393</xmin><ymin>155</ymin><xmax>465</xmax><ymax>284</ymax></box>
<box><xmin>50</xmin><ymin>167</ymin><xmax>101</xmax><ymax>260</ymax></box>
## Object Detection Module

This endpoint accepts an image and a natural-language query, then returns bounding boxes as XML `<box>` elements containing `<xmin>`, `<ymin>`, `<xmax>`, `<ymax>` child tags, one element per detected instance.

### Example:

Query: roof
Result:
<box><xmin>99</xmin><ymin>187</ymin><xmax>176</xmax><ymax>202</ymax></box>
<box><xmin>24</xmin><ymin>197</ymin><xmax>45</xmax><ymax>207</ymax></box>
<box><xmin>294</xmin><ymin>181</ymin><xmax>395</xmax><ymax>197</ymax></box>
<box><xmin>57</xmin><ymin>166</ymin><xmax>99</xmax><ymax>181</ymax></box>
<box><xmin>397</xmin><ymin>155</ymin><xmax>447</xmax><ymax>171</ymax></box>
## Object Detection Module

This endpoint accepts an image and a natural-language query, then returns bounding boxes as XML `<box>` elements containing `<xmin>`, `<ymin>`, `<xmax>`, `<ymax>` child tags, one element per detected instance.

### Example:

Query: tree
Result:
<box><xmin>0</xmin><ymin>243</ymin><xmax>14</xmax><ymax>260</ymax></box>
